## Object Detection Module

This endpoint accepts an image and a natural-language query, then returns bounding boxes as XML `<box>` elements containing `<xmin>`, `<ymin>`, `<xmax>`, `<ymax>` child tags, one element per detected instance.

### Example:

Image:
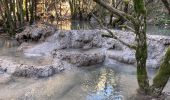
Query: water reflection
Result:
<box><xmin>0</xmin><ymin>39</ymin><xmax>19</xmax><ymax>48</ymax></box>
<box><xmin>0</xmin><ymin>63</ymin><xmax>170</xmax><ymax>100</ymax></box>
<box><xmin>51</xmin><ymin>20</ymin><xmax>92</xmax><ymax>30</ymax></box>
<box><xmin>0</xmin><ymin>33</ymin><xmax>19</xmax><ymax>48</ymax></box>
<box><xmin>0</xmin><ymin>36</ymin><xmax>52</xmax><ymax>66</ymax></box>
<box><xmin>147</xmin><ymin>25</ymin><xmax>170</xmax><ymax>36</ymax></box>
<box><xmin>84</xmin><ymin>68</ymin><xmax>123</xmax><ymax>100</ymax></box>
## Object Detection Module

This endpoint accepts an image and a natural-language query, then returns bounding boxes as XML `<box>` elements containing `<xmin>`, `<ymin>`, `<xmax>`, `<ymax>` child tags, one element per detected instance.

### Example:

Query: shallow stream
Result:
<box><xmin>0</xmin><ymin>23</ymin><xmax>170</xmax><ymax>100</ymax></box>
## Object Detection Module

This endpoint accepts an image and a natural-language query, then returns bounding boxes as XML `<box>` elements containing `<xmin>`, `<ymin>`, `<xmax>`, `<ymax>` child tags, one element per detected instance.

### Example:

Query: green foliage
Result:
<box><xmin>156</xmin><ymin>13</ymin><xmax>170</xmax><ymax>25</ymax></box>
<box><xmin>123</xmin><ymin>0</ymin><xmax>130</xmax><ymax>4</ymax></box>
<box><xmin>133</xmin><ymin>0</ymin><xmax>146</xmax><ymax>14</ymax></box>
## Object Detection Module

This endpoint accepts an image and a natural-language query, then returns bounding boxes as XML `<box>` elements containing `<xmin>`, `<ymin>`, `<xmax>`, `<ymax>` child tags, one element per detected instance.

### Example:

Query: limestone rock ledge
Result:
<box><xmin>0</xmin><ymin>58</ymin><xmax>64</xmax><ymax>78</ymax></box>
<box><xmin>15</xmin><ymin>25</ymin><xmax>170</xmax><ymax>70</ymax></box>
<box><xmin>53</xmin><ymin>49</ymin><xmax>105</xmax><ymax>67</ymax></box>
<box><xmin>17</xmin><ymin>28</ymin><xmax>170</xmax><ymax>69</ymax></box>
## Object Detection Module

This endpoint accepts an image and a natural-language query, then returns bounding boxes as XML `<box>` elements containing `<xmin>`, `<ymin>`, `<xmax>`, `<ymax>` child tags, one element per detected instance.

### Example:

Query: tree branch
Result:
<box><xmin>93</xmin><ymin>0</ymin><xmax>136</xmax><ymax>24</ymax></box>
<box><xmin>91</xmin><ymin>14</ymin><xmax>136</xmax><ymax>50</ymax></box>
<box><xmin>119</xmin><ymin>25</ymin><xmax>135</xmax><ymax>32</ymax></box>
<box><xmin>103</xmin><ymin>27</ymin><xmax>137</xmax><ymax>49</ymax></box>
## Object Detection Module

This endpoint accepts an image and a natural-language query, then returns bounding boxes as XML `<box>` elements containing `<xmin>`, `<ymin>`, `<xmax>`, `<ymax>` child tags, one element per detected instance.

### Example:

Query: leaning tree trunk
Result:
<box><xmin>151</xmin><ymin>47</ymin><xmax>170</xmax><ymax>97</ymax></box>
<box><xmin>133</xmin><ymin>0</ymin><xmax>150</xmax><ymax>94</ymax></box>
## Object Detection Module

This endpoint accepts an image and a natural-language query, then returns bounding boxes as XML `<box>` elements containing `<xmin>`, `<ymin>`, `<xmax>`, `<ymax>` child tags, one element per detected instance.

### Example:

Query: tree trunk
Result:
<box><xmin>133</xmin><ymin>0</ymin><xmax>150</xmax><ymax>94</ymax></box>
<box><xmin>25</xmin><ymin>0</ymin><xmax>29</xmax><ymax>21</ymax></box>
<box><xmin>151</xmin><ymin>47</ymin><xmax>170</xmax><ymax>96</ymax></box>
<box><xmin>4</xmin><ymin>0</ymin><xmax>15</xmax><ymax>36</ymax></box>
<box><xmin>16</xmin><ymin>0</ymin><xmax>24</xmax><ymax>27</ymax></box>
<box><xmin>93</xmin><ymin>0</ymin><xmax>170</xmax><ymax>96</ymax></box>
<box><xmin>29</xmin><ymin>0</ymin><xmax>35</xmax><ymax>24</ymax></box>
<box><xmin>135</xmin><ymin>19</ymin><xmax>150</xmax><ymax>94</ymax></box>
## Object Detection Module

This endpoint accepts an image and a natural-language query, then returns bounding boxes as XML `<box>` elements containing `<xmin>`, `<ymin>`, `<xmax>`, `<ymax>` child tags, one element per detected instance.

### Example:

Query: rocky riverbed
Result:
<box><xmin>1</xmin><ymin>24</ymin><xmax>170</xmax><ymax>100</ymax></box>
<box><xmin>0</xmin><ymin>24</ymin><xmax>170</xmax><ymax>79</ymax></box>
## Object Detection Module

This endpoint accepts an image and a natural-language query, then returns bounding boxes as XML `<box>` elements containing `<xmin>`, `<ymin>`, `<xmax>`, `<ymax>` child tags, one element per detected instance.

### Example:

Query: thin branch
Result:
<box><xmin>93</xmin><ymin>0</ymin><xmax>136</xmax><ymax>24</ymax></box>
<box><xmin>91</xmin><ymin>13</ymin><xmax>104</xmax><ymax>27</ymax></box>
<box><xmin>116</xmin><ymin>0</ymin><xmax>123</xmax><ymax>8</ymax></box>
<box><xmin>103</xmin><ymin>27</ymin><xmax>137</xmax><ymax>49</ymax></box>
<box><xmin>119</xmin><ymin>25</ymin><xmax>135</xmax><ymax>32</ymax></box>
<box><xmin>102</xmin><ymin>34</ymin><xmax>113</xmax><ymax>38</ymax></box>
<box><xmin>91</xmin><ymin>14</ymin><xmax>136</xmax><ymax>50</ymax></box>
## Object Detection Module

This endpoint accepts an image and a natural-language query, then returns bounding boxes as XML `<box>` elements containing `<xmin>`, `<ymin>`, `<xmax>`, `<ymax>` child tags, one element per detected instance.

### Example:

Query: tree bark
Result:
<box><xmin>151</xmin><ymin>47</ymin><xmax>170</xmax><ymax>96</ymax></box>
<box><xmin>93</xmin><ymin>0</ymin><xmax>150</xmax><ymax>94</ymax></box>
<box><xmin>133</xmin><ymin>0</ymin><xmax>150</xmax><ymax>94</ymax></box>
<box><xmin>4</xmin><ymin>0</ymin><xmax>15</xmax><ymax>36</ymax></box>
<box><xmin>135</xmin><ymin>17</ymin><xmax>150</xmax><ymax>94</ymax></box>
<box><xmin>25</xmin><ymin>0</ymin><xmax>29</xmax><ymax>21</ymax></box>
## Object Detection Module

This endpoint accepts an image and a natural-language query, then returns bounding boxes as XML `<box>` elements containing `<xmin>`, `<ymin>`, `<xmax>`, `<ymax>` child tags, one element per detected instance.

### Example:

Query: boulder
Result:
<box><xmin>16</xmin><ymin>24</ymin><xmax>56</xmax><ymax>43</ymax></box>
<box><xmin>107</xmin><ymin>50</ymin><xmax>136</xmax><ymax>64</ymax></box>
<box><xmin>22</xmin><ymin>30</ymin><xmax>105</xmax><ymax>57</ymax></box>
<box><xmin>53</xmin><ymin>49</ymin><xmax>105</xmax><ymax>67</ymax></box>
<box><xmin>47</xmin><ymin>30</ymin><xmax>103</xmax><ymax>49</ymax></box>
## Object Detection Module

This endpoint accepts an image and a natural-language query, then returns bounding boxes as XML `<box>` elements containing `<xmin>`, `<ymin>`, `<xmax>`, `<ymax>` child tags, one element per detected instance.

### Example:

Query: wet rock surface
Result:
<box><xmin>0</xmin><ymin>57</ymin><xmax>64</xmax><ymax>78</ymax></box>
<box><xmin>53</xmin><ymin>49</ymin><xmax>105</xmax><ymax>67</ymax></box>
<box><xmin>20</xmin><ymin>30</ymin><xmax>105</xmax><ymax>57</ymax></box>
<box><xmin>1</xmin><ymin>24</ymin><xmax>170</xmax><ymax>78</ymax></box>
<box><xmin>102</xmin><ymin>30</ymin><xmax>170</xmax><ymax>68</ymax></box>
